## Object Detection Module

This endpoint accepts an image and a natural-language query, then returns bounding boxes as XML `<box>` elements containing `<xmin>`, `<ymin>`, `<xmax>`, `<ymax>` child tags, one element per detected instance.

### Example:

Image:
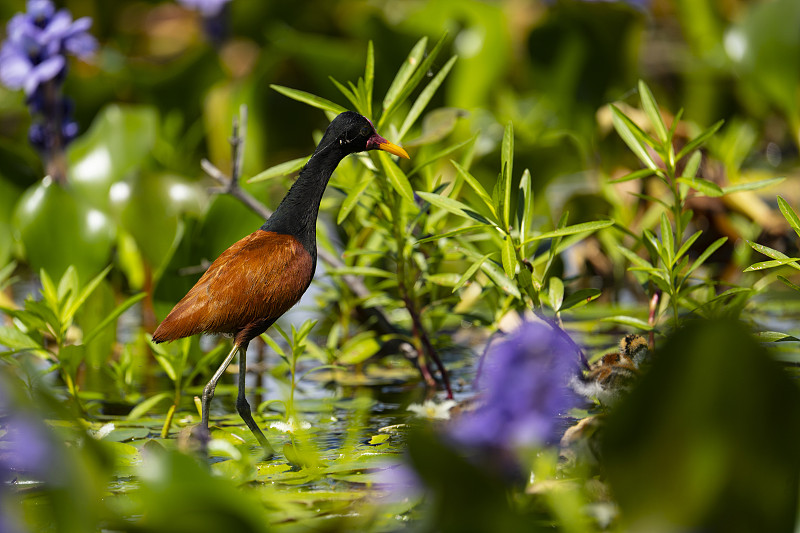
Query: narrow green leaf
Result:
<box><xmin>518</xmin><ymin>169</ymin><xmax>534</xmax><ymax>257</ymax></box>
<box><xmin>617</xmin><ymin>245</ymin><xmax>653</xmax><ymax>269</ymax></box>
<box><xmin>744</xmin><ymin>258</ymin><xmax>800</xmax><ymax>272</ymax></box>
<box><xmin>452</xmin><ymin>253</ymin><xmax>493</xmax><ymax>293</ymax></box>
<box><xmin>638</xmin><ymin>80</ymin><xmax>668</xmax><ymax>144</ymax></box>
<box><xmin>456</xmin><ymin>245</ymin><xmax>521</xmax><ymax>298</ymax></box>
<box><xmin>248</xmin><ymin>156</ymin><xmax>309</xmax><ymax>183</ymax></box>
<box><xmin>609</xmin><ymin>168</ymin><xmax>657</xmax><ymax>183</ymax></box>
<box><xmin>328</xmin><ymin>266</ymin><xmax>394</xmax><ymax>278</ymax></box>
<box><xmin>329</xmin><ymin>77</ymin><xmax>363</xmax><ymax>115</ymax></box>
<box><xmin>382</xmin><ymin>37</ymin><xmax>426</xmax><ymax>113</ymax></box>
<box><xmin>747</xmin><ymin>240</ymin><xmax>790</xmax><ymax>260</ymax></box>
<box><xmin>501</xmin><ymin>122</ymin><xmax>514</xmax><ymax>227</ymax></box>
<box><xmin>778</xmin><ymin>275</ymin><xmax>800</xmax><ymax>291</ymax></box>
<box><xmin>186</xmin><ymin>343</ymin><xmax>228</xmax><ymax>384</ymax></box>
<box><xmin>365</xmin><ymin>41</ymin><xmax>374</xmax><ymax>118</ymax></box>
<box><xmin>602</xmin><ymin>315</ymin><xmax>654</xmax><ymax>331</ymax></box>
<box><xmin>684</xmin><ymin>236</ymin><xmax>727</xmax><ymax>279</ymax></box>
<box><xmin>451</xmin><ymin>160</ymin><xmax>496</xmax><ymax>216</ymax></box>
<box><xmin>722</xmin><ymin>177</ymin><xmax>785</xmax><ymax>195</ymax></box>
<box><xmin>548</xmin><ymin>277</ymin><xmax>564</xmax><ymax>312</ymax></box>
<box><xmin>660</xmin><ymin>213</ymin><xmax>674</xmax><ymax>267</ymax></box>
<box><xmin>260</xmin><ymin>332</ymin><xmax>285</xmax><ymax>358</ymax></box>
<box><xmin>502</xmin><ymin>237</ymin><xmax>516</xmax><ymax>278</ymax></box>
<box><xmin>675</xmin><ymin>230</ymin><xmax>702</xmax><ymax>263</ymax></box>
<box><xmin>426</xmin><ymin>273</ymin><xmax>462</xmax><ymax>287</ymax></box>
<box><xmin>560</xmin><ymin>288</ymin><xmax>602</xmax><ymax>311</ymax></box>
<box><xmin>66</xmin><ymin>265</ymin><xmax>112</xmax><ymax>323</ymax></box>
<box><xmin>675</xmin><ymin>119</ymin><xmax>724</xmax><ymax>162</ymax></box>
<box><xmin>610</xmin><ymin>104</ymin><xmax>659</xmax><ymax>170</ymax></box>
<box><xmin>683</xmin><ymin>150</ymin><xmax>702</xmax><ymax>179</ymax></box>
<box><xmin>271</xmin><ymin>85</ymin><xmax>347</xmax><ymax>115</ymax></box>
<box><xmin>398</xmin><ymin>55</ymin><xmax>457</xmax><ymax>140</ymax></box>
<box><xmin>416</xmin><ymin>191</ymin><xmax>488</xmax><ymax>225</ymax></box>
<box><xmin>416</xmin><ymin>225</ymin><xmax>483</xmax><ymax>244</ymax></box>
<box><xmin>337</xmin><ymin>173</ymin><xmax>374</xmax><ymax>224</ymax></box>
<box><xmin>380</xmin><ymin>34</ymin><xmax>447</xmax><ymax>129</ymax></box>
<box><xmin>0</xmin><ymin>326</ymin><xmax>40</xmax><ymax>351</ymax></box>
<box><xmin>521</xmin><ymin>219</ymin><xmax>614</xmax><ymax>245</ymax></box>
<box><xmin>82</xmin><ymin>292</ymin><xmax>146</xmax><ymax>346</ymax></box>
<box><xmin>777</xmin><ymin>196</ymin><xmax>800</xmax><ymax>240</ymax></box>
<box><xmin>676</xmin><ymin>177</ymin><xmax>723</xmax><ymax>197</ymax></box>
<box><xmin>127</xmin><ymin>392</ymin><xmax>171</xmax><ymax>421</ymax></box>
<box><xmin>378</xmin><ymin>151</ymin><xmax>414</xmax><ymax>204</ymax></box>
<box><xmin>754</xmin><ymin>331</ymin><xmax>800</xmax><ymax>342</ymax></box>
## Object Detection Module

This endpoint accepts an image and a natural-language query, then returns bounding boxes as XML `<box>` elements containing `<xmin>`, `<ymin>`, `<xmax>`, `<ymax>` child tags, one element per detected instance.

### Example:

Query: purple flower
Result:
<box><xmin>449</xmin><ymin>322</ymin><xmax>580</xmax><ymax>451</ymax></box>
<box><xmin>176</xmin><ymin>0</ymin><xmax>231</xmax><ymax>17</ymax></box>
<box><xmin>0</xmin><ymin>416</ymin><xmax>55</xmax><ymax>479</ymax></box>
<box><xmin>0</xmin><ymin>0</ymin><xmax>96</xmax><ymax>95</ymax></box>
<box><xmin>0</xmin><ymin>0</ymin><xmax>96</xmax><ymax>182</ymax></box>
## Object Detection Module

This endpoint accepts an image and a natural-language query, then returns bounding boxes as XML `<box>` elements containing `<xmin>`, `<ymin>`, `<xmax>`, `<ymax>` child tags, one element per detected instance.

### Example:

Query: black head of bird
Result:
<box><xmin>152</xmin><ymin>111</ymin><xmax>408</xmax><ymax>453</ymax></box>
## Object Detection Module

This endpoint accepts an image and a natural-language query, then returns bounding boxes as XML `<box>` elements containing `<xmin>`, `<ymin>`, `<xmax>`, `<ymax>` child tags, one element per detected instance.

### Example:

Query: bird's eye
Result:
<box><xmin>360</xmin><ymin>125</ymin><xmax>372</xmax><ymax>137</ymax></box>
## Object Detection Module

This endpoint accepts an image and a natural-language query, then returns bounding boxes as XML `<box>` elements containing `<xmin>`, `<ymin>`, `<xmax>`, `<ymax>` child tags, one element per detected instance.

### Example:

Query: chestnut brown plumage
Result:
<box><xmin>153</xmin><ymin>111</ymin><xmax>409</xmax><ymax>452</ymax></box>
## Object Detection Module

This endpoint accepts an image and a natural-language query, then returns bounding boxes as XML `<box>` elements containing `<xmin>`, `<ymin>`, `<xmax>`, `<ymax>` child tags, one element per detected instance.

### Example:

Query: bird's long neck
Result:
<box><xmin>261</xmin><ymin>141</ymin><xmax>346</xmax><ymax>268</ymax></box>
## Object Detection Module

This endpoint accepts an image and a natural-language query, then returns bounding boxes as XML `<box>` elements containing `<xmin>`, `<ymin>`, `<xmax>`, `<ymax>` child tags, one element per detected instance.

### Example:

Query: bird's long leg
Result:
<box><xmin>236</xmin><ymin>340</ymin><xmax>275</xmax><ymax>455</ymax></box>
<box><xmin>200</xmin><ymin>343</ymin><xmax>239</xmax><ymax>432</ymax></box>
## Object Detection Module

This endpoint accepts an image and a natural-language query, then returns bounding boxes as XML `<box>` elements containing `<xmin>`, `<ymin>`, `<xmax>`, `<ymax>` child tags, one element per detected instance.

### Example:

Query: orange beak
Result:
<box><xmin>368</xmin><ymin>133</ymin><xmax>410</xmax><ymax>159</ymax></box>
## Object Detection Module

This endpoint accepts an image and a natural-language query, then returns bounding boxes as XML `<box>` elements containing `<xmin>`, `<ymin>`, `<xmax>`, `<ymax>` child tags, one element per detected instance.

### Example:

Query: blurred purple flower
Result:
<box><xmin>0</xmin><ymin>0</ymin><xmax>96</xmax><ymax>182</ymax></box>
<box><xmin>449</xmin><ymin>322</ymin><xmax>580</xmax><ymax>451</ymax></box>
<box><xmin>0</xmin><ymin>416</ymin><xmax>54</xmax><ymax>479</ymax></box>
<box><xmin>0</xmin><ymin>0</ymin><xmax>96</xmax><ymax>95</ymax></box>
<box><xmin>373</xmin><ymin>460</ymin><xmax>425</xmax><ymax>502</ymax></box>
<box><xmin>176</xmin><ymin>0</ymin><xmax>231</xmax><ymax>17</ymax></box>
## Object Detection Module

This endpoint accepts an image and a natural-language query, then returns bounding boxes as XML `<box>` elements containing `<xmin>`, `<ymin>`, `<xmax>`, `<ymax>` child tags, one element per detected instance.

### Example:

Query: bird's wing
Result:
<box><xmin>152</xmin><ymin>230</ymin><xmax>314</xmax><ymax>342</ymax></box>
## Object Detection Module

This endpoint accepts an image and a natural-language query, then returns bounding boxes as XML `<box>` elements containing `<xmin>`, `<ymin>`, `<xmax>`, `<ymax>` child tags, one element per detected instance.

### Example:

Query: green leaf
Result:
<box><xmin>451</xmin><ymin>160</ymin><xmax>496</xmax><ymax>217</ymax></box>
<box><xmin>778</xmin><ymin>275</ymin><xmax>800</xmax><ymax>291</ymax></box>
<box><xmin>675</xmin><ymin>119</ymin><xmax>724</xmax><ymax>162</ymax></box>
<box><xmin>127</xmin><ymin>392</ymin><xmax>172</xmax><ymax>420</ymax></box>
<box><xmin>560</xmin><ymin>288</ymin><xmax>602</xmax><ymax>311</ymax></box>
<box><xmin>754</xmin><ymin>331</ymin><xmax>800</xmax><ymax>342</ymax></box>
<box><xmin>518</xmin><ymin>169</ymin><xmax>534</xmax><ymax>256</ymax></box>
<box><xmin>248</xmin><ymin>156</ymin><xmax>309</xmax><ymax>183</ymax></box>
<box><xmin>617</xmin><ymin>245</ymin><xmax>654</xmax><ymax>269</ymax></box>
<box><xmin>777</xmin><ymin>196</ymin><xmax>800</xmax><ymax>240</ymax></box>
<box><xmin>602</xmin><ymin>315</ymin><xmax>654</xmax><ymax>331</ymax></box>
<box><xmin>426</xmin><ymin>273</ymin><xmax>462</xmax><ymax>287</ymax></box>
<box><xmin>609</xmin><ymin>168</ymin><xmax>657</xmax><ymax>183</ymax></box>
<box><xmin>639</xmin><ymin>80</ymin><xmax>668</xmax><ymax>144</ymax></box>
<box><xmin>675</xmin><ymin>230</ymin><xmax>702</xmax><ymax>263</ymax></box>
<box><xmin>65</xmin><ymin>265</ymin><xmax>113</xmax><ymax>324</ymax></box>
<box><xmin>416</xmin><ymin>191</ymin><xmax>492</xmax><ymax>226</ymax></box>
<box><xmin>416</xmin><ymin>225</ymin><xmax>483</xmax><ymax>244</ymax></box>
<box><xmin>328</xmin><ymin>266</ymin><xmax>394</xmax><ymax>278</ymax></box>
<box><xmin>683</xmin><ymin>151</ymin><xmax>703</xmax><ymax>179</ymax></box>
<box><xmin>365</xmin><ymin>41</ymin><xmax>374</xmax><ymax>117</ymax></box>
<box><xmin>380</xmin><ymin>34</ymin><xmax>447</xmax><ymax>129</ymax></box>
<box><xmin>521</xmin><ymin>220</ymin><xmax>614</xmax><ymax>245</ymax></box>
<box><xmin>660</xmin><ymin>213</ymin><xmax>674</xmax><ymax>267</ymax></box>
<box><xmin>747</xmin><ymin>240</ymin><xmax>791</xmax><ymax>260</ymax></box>
<box><xmin>0</xmin><ymin>326</ymin><xmax>41</xmax><ymax>352</ymax></box>
<box><xmin>82</xmin><ymin>292</ymin><xmax>146</xmax><ymax>346</ymax></box>
<box><xmin>382</xmin><ymin>37</ymin><xmax>427</xmax><ymax>115</ymax></box>
<box><xmin>501</xmin><ymin>237</ymin><xmax>516</xmax><ymax>279</ymax></box>
<box><xmin>676</xmin><ymin>177</ymin><xmax>724</xmax><ymax>197</ymax></box>
<box><xmin>329</xmin><ymin>77</ymin><xmax>362</xmax><ymax>115</ymax></box>
<box><xmin>337</xmin><ymin>172</ymin><xmax>374</xmax><ymax>224</ymax></box>
<box><xmin>548</xmin><ymin>277</ymin><xmax>564</xmax><ymax>312</ymax></box>
<box><xmin>398</xmin><ymin>55</ymin><xmax>458</xmax><ymax>140</ymax></box>
<box><xmin>452</xmin><ymin>253</ymin><xmax>493</xmax><ymax>293</ymax></box>
<box><xmin>722</xmin><ymin>177</ymin><xmax>784</xmax><ymax>195</ymax></box>
<box><xmin>610</xmin><ymin>104</ymin><xmax>659</xmax><ymax>170</ymax></box>
<box><xmin>501</xmin><ymin>122</ymin><xmax>514</xmax><ymax>227</ymax></box>
<box><xmin>744</xmin><ymin>258</ymin><xmax>800</xmax><ymax>272</ymax></box>
<box><xmin>684</xmin><ymin>237</ymin><xmax>728</xmax><ymax>279</ymax></box>
<box><xmin>270</xmin><ymin>85</ymin><xmax>347</xmax><ymax>115</ymax></box>
<box><xmin>378</xmin><ymin>151</ymin><xmax>415</xmax><ymax>204</ymax></box>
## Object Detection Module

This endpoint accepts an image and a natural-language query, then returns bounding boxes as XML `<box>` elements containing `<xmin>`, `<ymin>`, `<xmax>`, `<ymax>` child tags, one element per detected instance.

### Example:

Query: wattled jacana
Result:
<box><xmin>152</xmin><ymin>111</ymin><xmax>409</xmax><ymax>451</ymax></box>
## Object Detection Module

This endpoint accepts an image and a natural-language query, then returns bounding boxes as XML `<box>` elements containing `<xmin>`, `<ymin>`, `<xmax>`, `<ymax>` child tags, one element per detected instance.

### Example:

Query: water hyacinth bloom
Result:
<box><xmin>0</xmin><ymin>0</ymin><xmax>97</xmax><ymax>182</ymax></box>
<box><xmin>449</xmin><ymin>322</ymin><xmax>580</xmax><ymax>452</ymax></box>
<box><xmin>176</xmin><ymin>0</ymin><xmax>231</xmax><ymax>17</ymax></box>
